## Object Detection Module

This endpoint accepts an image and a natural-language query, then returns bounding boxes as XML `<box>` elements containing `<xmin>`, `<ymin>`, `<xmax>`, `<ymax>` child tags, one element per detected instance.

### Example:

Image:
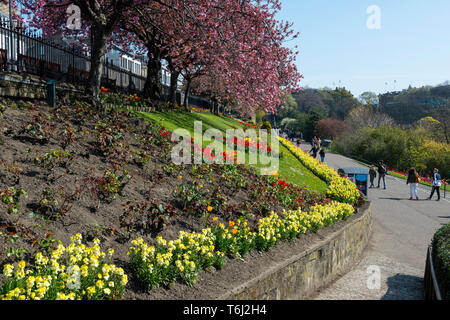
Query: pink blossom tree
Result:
<box><xmin>20</xmin><ymin>0</ymin><xmax>144</xmax><ymax>106</ymax></box>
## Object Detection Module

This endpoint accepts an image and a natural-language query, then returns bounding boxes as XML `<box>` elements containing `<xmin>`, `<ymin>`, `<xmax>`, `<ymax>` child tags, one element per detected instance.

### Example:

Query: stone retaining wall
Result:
<box><xmin>0</xmin><ymin>72</ymin><xmax>79</xmax><ymax>100</ymax></box>
<box><xmin>220</xmin><ymin>203</ymin><xmax>372</xmax><ymax>300</ymax></box>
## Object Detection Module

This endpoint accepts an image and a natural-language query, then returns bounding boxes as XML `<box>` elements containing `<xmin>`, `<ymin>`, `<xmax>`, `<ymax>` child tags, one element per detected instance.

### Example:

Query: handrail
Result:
<box><xmin>424</xmin><ymin>245</ymin><xmax>442</xmax><ymax>300</ymax></box>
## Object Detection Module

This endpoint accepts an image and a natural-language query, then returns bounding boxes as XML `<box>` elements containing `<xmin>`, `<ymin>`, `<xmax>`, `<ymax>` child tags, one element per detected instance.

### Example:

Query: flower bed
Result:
<box><xmin>1</xmin><ymin>234</ymin><xmax>127</xmax><ymax>300</ymax></box>
<box><xmin>279</xmin><ymin>137</ymin><xmax>360</xmax><ymax>204</ymax></box>
<box><xmin>0</xmin><ymin>100</ymin><xmax>361</xmax><ymax>299</ymax></box>
<box><xmin>127</xmin><ymin>200</ymin><xmax>355</xmax><ymax>291</ymax></box>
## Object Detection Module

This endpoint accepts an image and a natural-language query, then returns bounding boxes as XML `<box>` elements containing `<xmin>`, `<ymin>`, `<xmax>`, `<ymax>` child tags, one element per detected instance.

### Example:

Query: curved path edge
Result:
<box><xmin>218</xmin><ymin>202</ymin><xmax>372</xmax><ymax>300</ymax></box>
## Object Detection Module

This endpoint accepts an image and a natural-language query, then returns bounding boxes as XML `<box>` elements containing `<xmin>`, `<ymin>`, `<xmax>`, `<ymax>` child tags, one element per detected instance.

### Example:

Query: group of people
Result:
<box><xmin>369</xmin><ymin>161</ymin><xmax>443</xmax><ymax>201</ymax></box>
<box><xmin>309</xmin><ymin>136</ymin><xmax>326</xmax><ymax>163</ymax></box>
<box><xmin>405</xmin><ymin>168</ymin><xmax>442</xmax><ymax>201</ymax></box>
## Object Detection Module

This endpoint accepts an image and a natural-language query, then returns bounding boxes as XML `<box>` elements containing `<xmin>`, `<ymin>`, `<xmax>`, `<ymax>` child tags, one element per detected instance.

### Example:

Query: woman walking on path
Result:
<box><xmin>406</xmin><ymin>168</ymin><xmax>420</xmax><ymax>200</ymax></box>
<box><xmin>369</xmin><ymin>165</ymin><xmax>377</xmax><ymax>188</ymax></box>
<box><xmin>428</xmin><ymin>168</ymin><xmax>442</xmax><ymax>201</ymax></box>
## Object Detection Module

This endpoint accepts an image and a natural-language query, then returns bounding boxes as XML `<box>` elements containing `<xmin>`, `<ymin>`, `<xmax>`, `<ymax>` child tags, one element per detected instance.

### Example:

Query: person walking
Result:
<box><xmin>309</xmin><ymin>144</ymin><xmax>319</xmax><ymax>159</ymax></box>
<box><xmin>377</xmin><ymin>160</ymin><xmax>387</xmax><ymax>189</ymax></box>
<box><xmin>428</xmin><ymin>168</ymin><xmax>442</xmax><ymax>201</ymax></box>
<box><xmin>406</xmin><ymin>168</ymin><xmax>420</xmax><ymax>200</ymax></box>
<box><xmin>311</xmin><ymin>136</ymin><xmax>316</xmax><ymax>148</ymax></box>
<box><xmin>319</xmin><ymin>148</ymin><xmax>325</xmax><ymax>163</ymax></box>
<box><xmin>369</xmin><ymin>165</ymin><xmax>377</xmax><ymax>188</ymax></box>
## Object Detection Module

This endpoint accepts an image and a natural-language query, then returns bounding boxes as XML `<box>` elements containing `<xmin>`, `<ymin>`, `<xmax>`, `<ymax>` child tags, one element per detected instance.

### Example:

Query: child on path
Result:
<box><xmin>319</xmin><ymin>148</ymin><xmax>325</xmax><ymax>163</ymax></box>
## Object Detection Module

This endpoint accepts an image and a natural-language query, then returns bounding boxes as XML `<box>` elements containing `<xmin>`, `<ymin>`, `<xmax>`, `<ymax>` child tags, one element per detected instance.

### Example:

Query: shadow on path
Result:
<box><xmin>381</xmin><ymin>274</ymin><xmax>424</xmax><ymax>300</ymax></box>
<box><xmin>378</xmin><ymin>197</ymin><xmax>428</xmax><ymax>202</ymax></box>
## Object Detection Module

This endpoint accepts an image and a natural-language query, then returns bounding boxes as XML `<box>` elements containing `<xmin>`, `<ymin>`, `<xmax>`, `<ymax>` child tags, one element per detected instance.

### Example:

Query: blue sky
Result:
<box><xmin>276</xmin><ymin>0</ymin><xmax>450</xmax><ymax>97</ymax></box>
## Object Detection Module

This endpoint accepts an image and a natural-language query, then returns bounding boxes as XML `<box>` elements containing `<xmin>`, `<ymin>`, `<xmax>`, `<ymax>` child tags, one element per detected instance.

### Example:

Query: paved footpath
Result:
<box><xmin>298</xmin><ymin>144</ymin><xmax>449</xmax><ymax>300</ymax></box>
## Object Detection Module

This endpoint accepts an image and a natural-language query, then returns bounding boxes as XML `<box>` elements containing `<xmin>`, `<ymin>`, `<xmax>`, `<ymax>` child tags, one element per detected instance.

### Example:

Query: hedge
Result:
<box><xmin>432</xmin><ymin>222</ymin><xmax>450</xmax><ymax>300</ymax></box>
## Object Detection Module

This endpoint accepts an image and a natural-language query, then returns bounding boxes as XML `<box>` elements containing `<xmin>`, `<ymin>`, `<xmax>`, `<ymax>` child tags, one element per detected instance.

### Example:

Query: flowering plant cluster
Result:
<box><xmin>226</xmin><ymin>116</ymin><xmax>259</xmax><ymax>129</ymax></box>
<box><xmin>254</xmin><ymin>201</ymin><xmax>354</xmax><ymax>251</ymax></box>
<box><xmin>127</xmin><ymin>232</ymin><xmax>225</xmax><ymax>290</ymax></box>
<box><xmin>210</xmin><ymin>217</ymin><xmax>254</xmax><ymax>258</ymax></box>
<box><xmin>127</xmin><ymin>200</ymin><xmax>354</xmax><ymax>290</ymax></box>
<box><xmin>279</xmin><ymin>137</ymin><xmax>360</xmax><ymax>204</ymax></box>
<box><xmin>177</xmin><ymin>136</ymin><xmax>238</xmax><ymax>164</ymax></box>
<box><xmin>0</xmin><ymin>234</ymin><xmax>127</xmax><ymax>300</ymax></box>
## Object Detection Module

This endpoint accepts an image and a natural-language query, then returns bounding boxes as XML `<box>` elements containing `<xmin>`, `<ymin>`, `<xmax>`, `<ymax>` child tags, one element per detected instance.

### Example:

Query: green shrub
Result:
<box><xmin>432</xmin><ymin>222</ymin><xmax>450</xmax><ymax>300</ymax></box>
<box><xmin>261</xmin><ymin>120</ymin><xmax>272</xmax><ymax>131</ymax></box>
<box><xmin>333</xmin><ymin>126</ymin><xmax>450</xmax><ymax>176</ymax></box>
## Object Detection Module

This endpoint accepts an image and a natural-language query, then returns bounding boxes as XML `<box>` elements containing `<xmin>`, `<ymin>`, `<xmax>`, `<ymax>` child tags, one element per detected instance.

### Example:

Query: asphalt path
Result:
<box><xmin>296</xmin><ymin>144</ymin><xmax>449</xmax><ymax>300</ymax></box>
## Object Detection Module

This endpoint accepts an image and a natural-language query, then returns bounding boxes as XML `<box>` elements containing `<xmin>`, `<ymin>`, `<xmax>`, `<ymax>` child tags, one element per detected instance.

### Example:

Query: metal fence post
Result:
<box><xmin>46</xmin><ymin>79</ymin><xmax>56</xmax><ymax>108</ymax></box>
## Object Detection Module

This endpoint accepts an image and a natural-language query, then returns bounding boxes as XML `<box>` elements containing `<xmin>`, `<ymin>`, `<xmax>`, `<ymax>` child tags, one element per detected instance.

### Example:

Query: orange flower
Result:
<box><xmin>207</xmin><ymin>205</ymin><xmax>213</xmax><ymax>212</ymax></box>
<box><xmin>212</xmin><ymin>216</ymin><xmax>218</xmax><ymax>222</ymax></box>
<box><xmin>231</xmin><ymin>228</ymin><xmax>238</xmax><ymax>235</ymax></box>
<box><xmin>228</xmin><ymin>221</ymin><xmax>235</xmax><ymax>227</ymax></box>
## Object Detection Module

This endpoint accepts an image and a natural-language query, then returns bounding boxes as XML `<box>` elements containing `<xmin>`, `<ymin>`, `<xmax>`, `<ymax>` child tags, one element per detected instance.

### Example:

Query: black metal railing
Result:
<box><xmin>0</xmin><ymin>17</ymin><xmax>214</xmax><ymax>109</ymax></box>
<box><xmin>0</xmin><ymin>18</ymin><xmax>145</xmax><ymax>95</ymax></box>
<box><xmin>424</xmin><ymin>245</ymin><xmax>442</xmax><ymax>300</ymax></box>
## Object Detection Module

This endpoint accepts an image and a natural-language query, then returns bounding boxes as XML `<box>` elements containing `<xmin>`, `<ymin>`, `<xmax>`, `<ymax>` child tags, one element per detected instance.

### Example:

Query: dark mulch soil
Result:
<box><xmin>0</xmin><ymin>96</ymin><xmax>354</xmax><ymax>299</ymax></box>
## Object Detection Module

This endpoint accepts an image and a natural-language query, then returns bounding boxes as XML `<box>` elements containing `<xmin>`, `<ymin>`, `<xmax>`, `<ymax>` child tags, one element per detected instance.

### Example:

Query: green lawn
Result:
<box><xmin>134</xmin><ymin>111</ymin><xmax>243</xmax><ymax>135</ymax></box>
<box><xmin>133</xmin><ymin>110</ymin><xmax>328</xmax><ymax>194</ymax></box>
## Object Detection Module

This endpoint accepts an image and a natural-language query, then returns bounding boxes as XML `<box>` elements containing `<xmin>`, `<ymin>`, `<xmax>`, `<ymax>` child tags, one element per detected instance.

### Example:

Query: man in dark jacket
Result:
<box><xmin>377</xmin><ymin>160</ymin><xmax>387</xmax><ymax>189</ymax></box>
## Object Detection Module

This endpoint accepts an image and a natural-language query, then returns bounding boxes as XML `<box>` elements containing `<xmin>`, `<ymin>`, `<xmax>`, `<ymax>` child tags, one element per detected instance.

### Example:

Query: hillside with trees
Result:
<box><xmin>274</xmin><ymin>83</ymin><xmax>449</xmax><ymax>177</ymax></box>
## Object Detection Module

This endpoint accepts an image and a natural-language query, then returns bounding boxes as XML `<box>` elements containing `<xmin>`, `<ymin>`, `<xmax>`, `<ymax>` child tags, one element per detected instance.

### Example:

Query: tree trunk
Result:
<box><xmin>143</xmin><ymin>46</ymin><xmax>162</xmax><ymax>101</ymax></box>
<box><xmin>168</xmin><ymin>69</ymin><xmax>180</xmax><ymax>106</ymax></box>
<box><xmin>183</xmin><ymin>79</ymin><xmax>191</xmax><ymax>110</ymax></box>
<box><xmin>86</xmin><ymin>24</ymin><xmax>108</xmax><ymax>108</ymax></box>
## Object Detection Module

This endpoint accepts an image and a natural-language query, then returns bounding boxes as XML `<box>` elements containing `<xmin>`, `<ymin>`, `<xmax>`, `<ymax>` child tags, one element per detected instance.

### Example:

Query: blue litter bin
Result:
<box><xmin>322</xmin><ymin>139</ymin><xmax>332</xmax><ymax>148</ymax></box>
<box><xmin>341</xmin><ymin>167</ymin><xmax>369</xmax><ymax>196</ymax></box>
<box><xmin>46</xmin><ymin>80</ymin><xmax>56</xmax><ymax>108</ymax></box>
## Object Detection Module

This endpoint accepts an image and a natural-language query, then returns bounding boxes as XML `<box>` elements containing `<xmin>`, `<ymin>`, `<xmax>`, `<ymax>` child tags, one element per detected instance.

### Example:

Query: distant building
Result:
<box><xmin>0</xmin><ymin>3</ymin><xmax>9</xmax><ymax>18</ymax></box>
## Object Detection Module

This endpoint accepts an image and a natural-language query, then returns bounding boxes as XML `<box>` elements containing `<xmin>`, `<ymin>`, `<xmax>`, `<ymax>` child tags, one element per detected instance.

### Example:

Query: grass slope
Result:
<box><xmin>134</xmin><ymin>110</ymin><xmax>328</xmax><ymax>194</ymax></box>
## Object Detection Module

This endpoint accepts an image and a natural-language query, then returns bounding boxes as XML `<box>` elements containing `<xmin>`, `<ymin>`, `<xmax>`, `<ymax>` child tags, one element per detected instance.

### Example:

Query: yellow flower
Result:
<box><xmin>212</xmin><ymin>217</ymin><xmax>218</xmax><ymax>222</ymax></box>
<box><xmin>3</xmin><ymin>264</ymin><xmax>14</xmax><ymax>278</ymax></box>
<box><xmin>207</xmin><ymin>206</ymin><xmax>213</xmax><ymax>212</ymax></box>
<box><xmin>87</xmin><ymin>286</ymin><xmax>96</xmax><ymax>296</ymax></box>
<box><xmin>96</xmin><ymin>280</ymin><xmax>104</xmax><ymax>289</ymax></box>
